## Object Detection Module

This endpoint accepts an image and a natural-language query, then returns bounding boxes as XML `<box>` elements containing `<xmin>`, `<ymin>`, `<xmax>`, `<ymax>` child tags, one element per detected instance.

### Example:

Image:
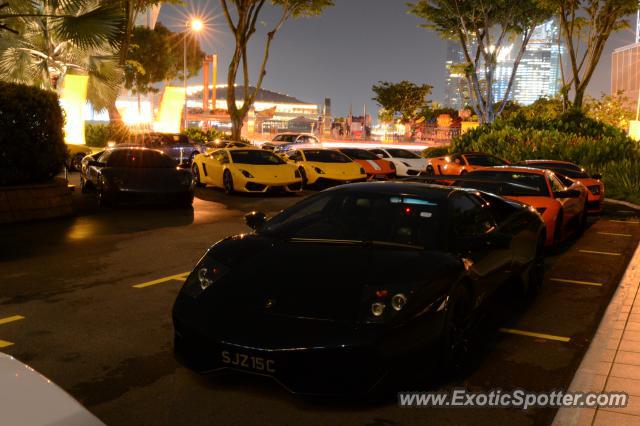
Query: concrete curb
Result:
<box><xmin>553</xmin><ymin>238</ymin><xmax>640</xmax><ymax>425</ymax></box>
<box><xmin>605</xmin><ymin>198</ymin><xmax>640</xmax><ymax>212</ymax></box>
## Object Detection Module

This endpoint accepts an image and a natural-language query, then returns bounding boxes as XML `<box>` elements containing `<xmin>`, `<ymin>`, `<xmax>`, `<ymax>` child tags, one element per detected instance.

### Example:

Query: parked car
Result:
<box><xmin>284</xmin><ymin>148</ymin><xmax>367</xmax><ymax>187</ymax></box>
<box><xmin>261</xmin><ymin>132</ymin><xmax>321</xmax><ymax>152</ymax></box>
<box><xmin>458</xmin><ymin>166</ymin><xmax>588</xmax><ymax>246</ymax></box>
<box><xmin>80</xmin><ymin>147</ymin><xmax>194</xmax><ymax>207</ymax></box>
<box><xmin>173</xmin><ymin>181</ymin><xmax>545</xmax><ymax>395</ymax></box>
<box><xmin>368</xmin><ymin>148</ymin><xmax>426</xmax><ymax>177</ymax></box>
<box><xmin>516</xmin><ymin>160</ymin><xmax>605</xmax><ymax>214</ymax></box>
<box><xmin>66</xmin><ymin>144</ymin><xmax>94</xmax><ymax>171</ymax></box>
<box><xmin>427</xmin><ymin>152</ymin><xmax>509</xmax><ymax>175</ymax></box>
<box><xmin>192</xmin><ymin>148</ymin><xmax>303</xmax><ymax>194</ymax></box>
<box><xmin>336</xmin><ymin>148</ymin><xmax>396</xmax><ymax>180</ymax></box>
<box><xmin>131</xmin><ymin>133</ymin><xmax>207</xmax><ymax>164</ymax></box>
<box><xmin>0</xmin><ymin>352</ymin><xmax>104</xmax><ymax>425</ymax></box>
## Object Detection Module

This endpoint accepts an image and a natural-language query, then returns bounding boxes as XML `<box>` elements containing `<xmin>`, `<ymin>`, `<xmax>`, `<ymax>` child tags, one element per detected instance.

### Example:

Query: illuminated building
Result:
<box><xmin>444</xmin><ymin>19</ymin><xmax>562</xmax><ymax>108</ymax></box>
<box><xmin>59</xmin><ymin>74</ymin><xmax>89</xmax><ymax>145</ymax></box>
<box><xmin>611</xmin><ymin>43</ymin><xmax>640</xmax><ymax>108</ymax></box>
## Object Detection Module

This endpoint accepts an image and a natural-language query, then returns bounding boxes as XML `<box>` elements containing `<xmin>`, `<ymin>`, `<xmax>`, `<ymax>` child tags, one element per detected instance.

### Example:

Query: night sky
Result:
<box><xmin>158</xmin><ymin>0</ymin><xmax>638</xmax><ymax>118</ymax></box>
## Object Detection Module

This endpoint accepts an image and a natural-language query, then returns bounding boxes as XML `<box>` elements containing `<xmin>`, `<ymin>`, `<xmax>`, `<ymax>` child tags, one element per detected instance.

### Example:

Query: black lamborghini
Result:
<box><xmin>172</xmin><ymin>182</ymin><xmax>546</xmax><ymax>395</ymax></box>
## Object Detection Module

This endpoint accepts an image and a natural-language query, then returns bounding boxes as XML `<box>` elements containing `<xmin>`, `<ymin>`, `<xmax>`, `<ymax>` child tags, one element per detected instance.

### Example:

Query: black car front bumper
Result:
<box><xmin>172</xmin><ymin>290</ymin><xmax>445</xmax><ymax>395</ymax></box>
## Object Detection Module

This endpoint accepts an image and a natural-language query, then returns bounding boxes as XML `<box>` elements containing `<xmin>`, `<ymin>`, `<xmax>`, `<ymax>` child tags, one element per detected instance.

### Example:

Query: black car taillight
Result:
<box><xmin>362</xmin><ymin>287</ymin><xmax>411</xmax><ymax>324</ymax></box>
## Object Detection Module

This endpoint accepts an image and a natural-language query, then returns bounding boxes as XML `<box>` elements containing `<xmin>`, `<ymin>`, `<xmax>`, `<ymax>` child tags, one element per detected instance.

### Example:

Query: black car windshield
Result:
<box><xmin>461</xmin><ymin>171</ymin><xmax>549</xmax><ymax>196</ymax></box>
<box><xmin>230</xmin><ymin>150</ymin><xmax>285</xmax><ymax>165</ymax></box>
<box><xmin>275</xmin><ymin>135</ymin><xmax>297</xmax><ymax>143</ymax></box>
<box><xmin>261</xmin><ymin>192</ymin><xmax>442</xmax><ymax>249</ymax></box>
<box><xmin>465</xmin><ymin>154</ymin><xmax>508</xmax><ymax>167</ymax></box>
<box><xmin>303</xmin><ymin>150</ymin><xmax>352</xmax><ymax>163</ymax></box>
<box><xmin>526</xmin><ymin>164</ymin><xmax>589</xmax><ymax>179</ymax></box>
<box><xmin>339</xmin><ymin>148</ymin><xmax>379</xmax><ymax>160</ymax></box>
<box><xmin>142</xmin><ymin>134</ymin><xmax>191</xmax><ymax>146</ymax></box>
<box><xmin>386</xmin><ymin>149</ymin><xmax>420</xmax><ymax>159</ymax></box>
<box><xmin>107</xmin><ymin>150</ymin><xmax>177</xmax><ymax>168</ymax></box>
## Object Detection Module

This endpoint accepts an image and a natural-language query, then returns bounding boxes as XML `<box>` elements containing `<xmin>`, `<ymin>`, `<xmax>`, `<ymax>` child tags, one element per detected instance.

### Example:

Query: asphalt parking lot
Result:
<box><xmin>1</xmin><ymin>173</ymin><xmax>639</xmax><ymax>426</ymax></box>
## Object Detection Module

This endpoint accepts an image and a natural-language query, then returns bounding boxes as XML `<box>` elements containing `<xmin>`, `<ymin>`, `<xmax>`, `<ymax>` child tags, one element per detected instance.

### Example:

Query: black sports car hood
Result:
<box><xmin>194</xmin><ymin>234</ymin><xmax>461</xmax><ymax>323</ymax></box>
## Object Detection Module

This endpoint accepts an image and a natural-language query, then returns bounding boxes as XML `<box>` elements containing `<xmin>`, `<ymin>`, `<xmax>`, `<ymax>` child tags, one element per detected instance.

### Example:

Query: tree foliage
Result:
<box><xmin>219</xmin><ymin>0</ymin><xmax>334</xmax><ymax>140</ymax></box>
<box><xmin>409</xmin><ymin>0</ymin><xmax>553</xmax><ymax>123</ymax></box>
<box><xmin>543</xmin><ymin>0</ymin><xmax>638</xmax><ymax>108</ymax></box>
<box><xmin>584</xmin><ymin>91</ymin><xmax>635</xmax><ymax>130</ymax></box>
<box><xmin>372</xmin><ymin>81</ymin><xmax>433</xmax><ymax>126</ymax></box>
<box><xmin>124</xmin><ymin>23</ymin><xmax>204</xmax><ymax>95</ymax></box>
<box><xmin>0</xmin><ymin>0</ymin><xmax>124</xmax><ymax>110</ymax></box>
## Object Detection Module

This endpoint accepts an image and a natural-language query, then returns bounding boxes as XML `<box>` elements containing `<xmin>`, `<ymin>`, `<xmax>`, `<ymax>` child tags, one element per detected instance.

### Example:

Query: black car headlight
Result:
<box><xmin>182</xmin><ymin>255</ymin><xmax>229</xmax><ymax>298</ymax></box>
<box><xmin>240</xmin><ymin>169</ymin><xmax>254</xmax><ymax>179</ymax></box>
<box><xmin>588</xmin><ymin>185</ymin><xmax>601</xmax><ymax>195</ymax></box>
<box><xmin>314</xmin><ymin>167</ymin><xmax>325</xmax><ymax>174</ymax></box>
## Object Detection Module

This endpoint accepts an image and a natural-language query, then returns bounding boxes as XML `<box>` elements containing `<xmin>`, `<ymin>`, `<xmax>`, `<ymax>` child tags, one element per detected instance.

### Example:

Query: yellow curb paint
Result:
<box><xmin>0</xmin><ymin>340</ymin><xmax>14</xmax><ymax>348</ymax></box>
<box><xmin>598</xmin><ymin>232</ymin><xmax>632</xmax><ymax>237</ymax></box>
<box><xmin>499</xmin><ymin>328</ymin><xmax>571</xmax><ymax>342</ymax></box>
<box><xmin>579</xmin><ymin>250</ymin><xmax>622</xmax><ymax>256</ymax></box>
<box><xmin>132</xmin><ymin>272</ymin><xmax>190</xmax><ymax>289</ymax></box>
<box><xmin>0</xmin><ymin>315</ymin><xmax>25</xmax><ymax>326</ymax></box>
<box><xmin>550</xmin><ymin>278</ymin><xmax>604</xmax><ymax>287</ymax></box>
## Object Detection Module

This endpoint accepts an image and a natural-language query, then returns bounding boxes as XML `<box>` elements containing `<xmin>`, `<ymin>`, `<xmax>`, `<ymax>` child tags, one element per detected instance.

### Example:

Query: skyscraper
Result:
<box><xmin>444</xmin><ymin>19</ymin><xmax>563</xmax><ymax>108</ymax></box>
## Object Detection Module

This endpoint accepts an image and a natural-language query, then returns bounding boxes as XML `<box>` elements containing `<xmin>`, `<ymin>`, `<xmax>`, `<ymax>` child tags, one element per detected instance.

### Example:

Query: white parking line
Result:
<box><xmin>579</xmin><ymin>250</ymin><xmax>622</xmax><ymax>256</ymax></box>
<box><xmin>550</xmin><ymin>278</ymin><xmax>604</xmax><ymax>287</ymax></box>
<box><xmin>610</xmin><ymin>220</ymin><xmax>640</xmax><ymax>224</ymax></box>
<box><xmin>598</xmin><ymin>232</ymin><xmax>632</xmax><ymax>237</ymax></box>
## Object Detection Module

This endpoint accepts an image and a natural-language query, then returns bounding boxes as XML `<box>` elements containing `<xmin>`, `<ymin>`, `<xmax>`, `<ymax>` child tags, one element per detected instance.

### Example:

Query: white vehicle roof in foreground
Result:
<box><xmin>0</xmin><ymin>353</ymin><xmax>104</xmax><ymax>426</ymax></box>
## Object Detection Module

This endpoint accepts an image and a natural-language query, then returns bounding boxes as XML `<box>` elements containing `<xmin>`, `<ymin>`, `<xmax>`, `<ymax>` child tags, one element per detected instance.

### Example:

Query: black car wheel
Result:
<box><xmin>192</xmin><ymin>164</ymin><xmax>205</xmax><ymax>187</ymax></box>
<box><xmin>223</xmin><ymin>170</ymin><xmax>234</xmax><ymax>194</ymax></box>
<box><xmin>80</xmin><ymin>176</ymin><xmax>90</xmax><ymax>194</ymax></box>
<box><xmin>460</xmin><ymin>169</ymin><xmax>468</xmax><ymax>175</ymax></box>
<box><xmin>553</xmin><ymin>210</ymin><xmax>563</xmax><ymax>246</ymax></box>
<box><xmin>70</xmin><ymin>153</ymin><xmax>84</xmax><ymax>171</ymax></box>
<box><xmin>96</xmin><ymin>180</ymin><xmax>111</xmax><ymax>207</ymax></box>
<box><xmin>577</xmin><ymin>203</ymin><xmax>588</xmax><ymax>233</ymax></box>
<box><xmin>521</xmin><ymin>234</ymin><xmax>545</xmax><ymax>299</ymax></box>
<box><xmin>442</xmin><ymin>285</ymin><xmax>473</xmax><ymax>372</ymax></box>
<box><xmin>298</xmin><ymin>167</ymin><xmax>308</xmax><ymax>186</ymax></box>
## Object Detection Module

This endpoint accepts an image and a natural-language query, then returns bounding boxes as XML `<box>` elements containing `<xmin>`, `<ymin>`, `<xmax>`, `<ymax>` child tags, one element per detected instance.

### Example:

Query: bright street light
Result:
<box><xmin>184</xmin><ymin>17</ymin><xmax>205</xmax><ymax>131</ymax></box>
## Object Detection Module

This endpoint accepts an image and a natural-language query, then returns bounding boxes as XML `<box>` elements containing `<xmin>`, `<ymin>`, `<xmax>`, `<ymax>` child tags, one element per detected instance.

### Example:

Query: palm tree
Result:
<box><xmin>0</xmin><ymin>0</ymin><xmax>124</xmax><ymax>111</ymax></box>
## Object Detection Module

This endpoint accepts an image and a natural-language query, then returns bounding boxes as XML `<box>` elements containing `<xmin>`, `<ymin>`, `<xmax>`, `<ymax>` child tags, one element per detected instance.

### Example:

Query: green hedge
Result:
<box><xmin>0</xmin><ymin>82</ymin><xmax>67</xmax><ymax>186</ymax></box>
<box><xmin>451</xmin><ymin>110</ymin><xmax>640</xmax><ymax>204</ymax></box>
<box><xmin>85</xmin><ymin>123</ymin><xmax>116</xmax><ymax>148</ymax></box>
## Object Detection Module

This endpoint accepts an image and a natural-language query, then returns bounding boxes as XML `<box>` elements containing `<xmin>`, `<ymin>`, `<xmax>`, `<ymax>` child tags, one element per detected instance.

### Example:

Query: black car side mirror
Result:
<box><xmin>245</xmin><ymin>211</ymin><xmax>267</xmax><ymax>230</ymax></box>
<box><xmin>553</xmin><ymin>189</ymin><xmax>581</xmax><ymax>199</ymax></box>
<box><xmin>592</xmin><ymin>173</ymin><xmax>602</xmax><ymax>180</ymax></box>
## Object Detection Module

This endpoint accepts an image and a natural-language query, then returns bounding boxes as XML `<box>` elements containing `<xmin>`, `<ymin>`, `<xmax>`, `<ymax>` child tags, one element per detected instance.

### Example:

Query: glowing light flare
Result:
<box><xmin>59</xmin><ymin>74</ymin><xmax>89</xmax><ymax>145</ymax></box>
<box><xmin>629</xmin><ymin>120</ymin><xmax>640</xmax><ymax>141</ymax></box>
<box><xmin>190</xmin><ymin>18</ymin><xmax>204</xmax><ymax>32</ymax></box>
<box><xmin>153</xmin><ymin>86</ymin><xmax>186</xmax><ymax>134</ymax></box>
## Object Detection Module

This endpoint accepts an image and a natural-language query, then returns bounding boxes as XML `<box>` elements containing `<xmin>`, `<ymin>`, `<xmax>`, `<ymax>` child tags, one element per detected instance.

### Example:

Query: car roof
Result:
<box><xmin>469</xmin><ymin>165</ymin><xmax>548</xmax><ymax>175</ymax></box>
<box><xmin>276</xmin><ymin>132</ymin><xmax>315</xmax><ymax>136</ymax></box>
<box><xmin>328</xmin><ymin>181</ymin><xmax>479</xmax><ymax>200</ymax></box>
<box><xmin>225</xmin><ymin>147</ymin><xmax>265</xmax><ymax>151</ymax></box>
<box><xmin>520</xmin><ymin>159</ymin><xmax>575</xmax><ymax>165</ymax></box>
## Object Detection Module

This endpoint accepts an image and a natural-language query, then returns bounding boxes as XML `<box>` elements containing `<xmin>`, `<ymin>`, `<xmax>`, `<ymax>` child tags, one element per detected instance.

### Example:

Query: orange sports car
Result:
<box><xmin>457</xmin><ymin>167</ymin><xmax>588</xmax><ymax>247</ymax></box>
<box><xmin>426</xmin><ymin>152</ymin><xmax>509</xmax><ymax>175</ymax></box>
<box><xmin>336</xmin><ymin>148</ymin><xmax>396</xmax><ymax>180</ymax></box>
<box><xmin>516</xmin><ymin>160</ymin><xmax>605</xmax><ymax>214</ymax></box>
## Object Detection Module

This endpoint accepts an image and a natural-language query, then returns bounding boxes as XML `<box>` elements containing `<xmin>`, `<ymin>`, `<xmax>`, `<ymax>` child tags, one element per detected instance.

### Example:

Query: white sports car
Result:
<box><xmin>0</xmin><ymin>353</ymin><xmax>103</xmax><ymax>425</ymax></box>
<box><xmin>368</xmin><ymin>148</ymin><xmax>427</xmax><ymax>177</ymax></box>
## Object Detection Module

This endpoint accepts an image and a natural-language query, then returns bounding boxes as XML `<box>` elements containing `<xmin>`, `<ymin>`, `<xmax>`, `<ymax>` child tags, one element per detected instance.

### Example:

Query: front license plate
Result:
<box><xmin>221</xmin><ymin>350</ymin><xmax>275</xmax><ymax>374</ymax></box>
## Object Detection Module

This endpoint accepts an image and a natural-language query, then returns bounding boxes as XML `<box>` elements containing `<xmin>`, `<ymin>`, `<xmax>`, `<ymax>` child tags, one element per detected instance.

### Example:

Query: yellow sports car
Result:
<box><xmin>284</xmin><ymin>148</ymin><xmax>367</xmax><ymax>187</ymax></box>
<box><xmin>192</xmin><ymin>148</ymin><xmax>303</xmax><ymax>194</ymax></box>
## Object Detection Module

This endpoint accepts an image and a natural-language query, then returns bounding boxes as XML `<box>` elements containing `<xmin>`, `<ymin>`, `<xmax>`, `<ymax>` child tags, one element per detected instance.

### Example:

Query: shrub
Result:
<box><xmin>182</xmin><ymin>127</ymin><xmax>227</xmax><ymax>144</ymax></box>
<box><xmin>0</xmin><ymin>82</ymin><xmax>67</xmax><ymax>186</ymax></box>
<box><xmin>421</xmin><ymin>146</ymin><xmax>450</xmax><ymax>158</ymax></box>
<box><xmin>85</xmin><ymin>123</ymin><xmax>116</xmax><ymax>148</ymax></box>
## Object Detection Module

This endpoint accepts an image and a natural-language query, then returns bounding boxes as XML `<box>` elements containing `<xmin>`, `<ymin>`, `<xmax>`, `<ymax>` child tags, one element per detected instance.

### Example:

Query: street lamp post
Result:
<box><xmin>183</xmin><ymin>18</ymin><xmax>204</xmax><ymax>131</ymax></box>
